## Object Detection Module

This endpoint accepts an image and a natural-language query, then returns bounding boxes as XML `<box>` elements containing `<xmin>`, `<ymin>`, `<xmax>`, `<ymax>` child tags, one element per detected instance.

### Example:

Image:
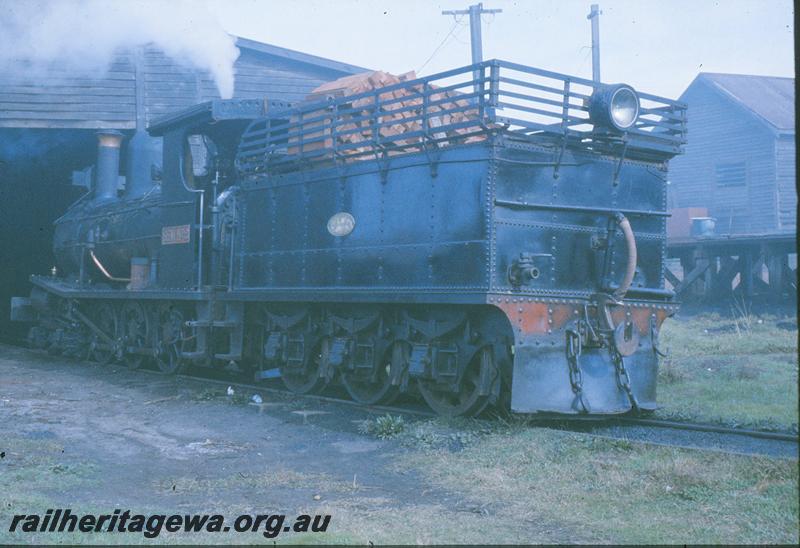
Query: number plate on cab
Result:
<box><xmin>161</xmin><ymin>224</ymin><xmax>191</xmax><ymax>245</ymax></box>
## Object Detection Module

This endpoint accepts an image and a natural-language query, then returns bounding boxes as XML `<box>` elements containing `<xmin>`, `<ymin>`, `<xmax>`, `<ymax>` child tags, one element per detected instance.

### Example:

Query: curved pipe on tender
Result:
<box><xmin>89</xmin><ymin>249</ymin><xmax>131</xmax><ymax>283</ymax></box>
<box><xmin>613</xmin><ymin>212</ymin><xmax>637</xmax><ymax>300</ymax></box>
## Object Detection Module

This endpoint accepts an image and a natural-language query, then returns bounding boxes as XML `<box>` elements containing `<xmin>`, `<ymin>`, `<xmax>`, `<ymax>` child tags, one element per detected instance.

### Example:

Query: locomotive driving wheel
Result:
<box><xmin>280</xmin><ymin>336</ymin><xmax>329</xmax><ymax>395</ymax></box>
<box><xmin>418</xmin><ymin>346</ymin><xmax>493</xmax><ymax>417</ymax></box>
<box><xmin>89</xmin><ymin>302</ymin><xmax>119</xmax><ymax>364</ymax></box>
<box><xmin>154</xmin><ymin>304</ymin><xmax>186</xmax><ymax>375</ymax></box>
<box><xmin>120</xmin><ymin>301</ymin><xmax>149</xmax><ymax>370</ymax></box>
<box><xmin>341</xmin><ymin>340</ymin><xmax>405</xmax><ymax>405</ymax></box>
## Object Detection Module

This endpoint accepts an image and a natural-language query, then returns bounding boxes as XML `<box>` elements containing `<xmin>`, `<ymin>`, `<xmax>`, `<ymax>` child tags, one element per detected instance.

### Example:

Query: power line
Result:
<box><xmin>441</xmin><ymin>3</ymin><xmax>502</xmax><ymax>65</ymax></box>
<box><xmin>416</xmin><ymin>18</ymin><xmax>464</xmax><ymax>74</ymax></box>
<box><xmin>452</xmin><ymin>24</ymin><xmax>471</xmax><ymax>46</ymax></box>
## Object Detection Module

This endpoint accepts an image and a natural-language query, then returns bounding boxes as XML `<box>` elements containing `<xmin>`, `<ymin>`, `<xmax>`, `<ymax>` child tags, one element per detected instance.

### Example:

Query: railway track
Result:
<box><xmin>138</xmin><ymin>363</ymin><xmax>797</xmax><ymax>458</ymax></box>
<box><xmin>524</xmin><ymin>416</ymin><xmax>797</xmax><ymax>459</ymax></box>
<box><xmin>612</xmin><ymin>417</ymin><xmax>798</xmax><ymax>442</ymax></box>
<box><xmin>3</xmin><ymin>342</ymin><xmax>796</xmax><ymax>458</ymax></box>
<box><xmin>169</xmin><ymin>369</ymin><xmax>438</xmax><ymax>419</ymax></box>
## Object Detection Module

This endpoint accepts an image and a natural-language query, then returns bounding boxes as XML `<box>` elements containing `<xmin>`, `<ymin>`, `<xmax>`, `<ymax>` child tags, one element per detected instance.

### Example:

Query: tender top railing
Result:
<box><xmin>236</xmin><ymin>59</ymin><xmax>687</xmax><ymax>175</ymax></box>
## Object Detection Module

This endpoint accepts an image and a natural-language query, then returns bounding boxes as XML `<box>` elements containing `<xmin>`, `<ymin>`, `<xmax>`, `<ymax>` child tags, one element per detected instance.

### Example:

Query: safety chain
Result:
<box><xmin>565</xmin><ymin>327</ymin><xmax>590</xmax><ymax>413</ymax></box>
<box><xmin>650</xmin><ymin>316</ymin><xmax>668</xmax><ymax>357</ymax></box>
<box><xmin>611</xmin><ymin>347</ymin><xmax>639</xmax><ymax>411</ymax></box>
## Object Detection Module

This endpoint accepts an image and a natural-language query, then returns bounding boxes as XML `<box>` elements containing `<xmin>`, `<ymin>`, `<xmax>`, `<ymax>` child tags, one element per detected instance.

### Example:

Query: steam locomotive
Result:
<box><xmin>12</xmin><ymin>60</ymin><xmax>687</xmax><ymax>416</ymax></box>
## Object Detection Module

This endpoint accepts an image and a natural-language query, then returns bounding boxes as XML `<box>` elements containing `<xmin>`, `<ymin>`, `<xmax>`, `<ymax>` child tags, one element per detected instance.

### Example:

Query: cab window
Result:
<box><xmin>182</xmin><ymin>133</ymin><xmax>218</xmax><ymax>189</ymax></box>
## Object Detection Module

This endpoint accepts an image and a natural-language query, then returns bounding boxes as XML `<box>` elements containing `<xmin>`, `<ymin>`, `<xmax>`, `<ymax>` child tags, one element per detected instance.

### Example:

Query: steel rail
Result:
<box><xmin>575</xmin><ymin>432</ymin><xmax>796</xmax><ymax>460</ymax></box>
<box><xmin>14</xmin><ymin>342</ymin><xmax>792</xmax><ymax>447</ymax></box>
<box><xmin>11</xmin><ymin>342</ymin><xmax>796</xmax><ymax>460</ymax></box>
<box><xmin>522</xmin><ymin>414</ymin><xmax>799</xmax><ymax>444</ymax></box>
<box><xmin>134</xmin><ymin>368</ymin><xmax>437</xmax><ymax>419</ymax></box>
<box><xmin>613</xmin><ymin>417</ymin><xmax>799</xmax><ymax>443</ymax></box>
<box><xmin>136</xmin><ymin>366</ymin><xmax>797</xmax><ymax>445</ymax></box>
<box><xmin>171</xmin><ymin>370</ymin><xmax>798</xmax><ymax>459</ymax></box>
<box><xmin>5</xmin><ymin>342</ymin><xmax>794</xmax><ymax>461</ymax></box>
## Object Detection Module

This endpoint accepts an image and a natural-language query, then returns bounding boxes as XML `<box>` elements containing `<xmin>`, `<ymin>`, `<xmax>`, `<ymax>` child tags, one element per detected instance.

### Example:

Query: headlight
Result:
<box><xmin>589</xmin><ymin>84</ymin><xmax>640</xmax><ymax>131</ymax></box>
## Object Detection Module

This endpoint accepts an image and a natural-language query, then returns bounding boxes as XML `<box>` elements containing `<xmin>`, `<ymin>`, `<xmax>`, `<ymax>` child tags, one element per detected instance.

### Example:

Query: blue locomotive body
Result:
<box><xmin>15</xmin><ymin>60</ymin><xmax>686</xmax><ymax>416</ymax></box>
<box><xmin>230</xmin><ymin>140</ymin><xmax>667</xmax><ymax>300</ymax></box>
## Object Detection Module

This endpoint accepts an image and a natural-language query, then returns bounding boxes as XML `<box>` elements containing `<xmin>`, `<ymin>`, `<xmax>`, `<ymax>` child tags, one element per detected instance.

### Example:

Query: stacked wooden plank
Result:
<box><xmin>286</xmin><ymin>70</ymin><xmax>487</xmax><ymax>160</ymax></box>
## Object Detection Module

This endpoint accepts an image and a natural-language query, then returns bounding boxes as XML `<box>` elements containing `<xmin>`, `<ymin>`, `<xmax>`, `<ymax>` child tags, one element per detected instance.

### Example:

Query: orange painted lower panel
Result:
<box><xmin>489</xmin><ymin>296</ymin><xmax>675</xmax><ymax>337</ymax></box>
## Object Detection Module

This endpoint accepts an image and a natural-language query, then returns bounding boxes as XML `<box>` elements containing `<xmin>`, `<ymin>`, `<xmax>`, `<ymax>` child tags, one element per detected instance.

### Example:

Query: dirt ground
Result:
<box><xmin>0</xmin><ymin>343</ymin><xmax>577</xmax><ymax>545</ymax></box>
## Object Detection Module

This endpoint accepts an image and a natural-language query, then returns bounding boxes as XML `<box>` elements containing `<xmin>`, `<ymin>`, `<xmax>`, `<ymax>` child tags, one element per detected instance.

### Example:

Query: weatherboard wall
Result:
<box><xmin>668</xmin><ymin>77</ymin><xmax>786</xmax><ymax>235</ymax></box>
<box><xmin>0</xmin><ymin>57</ymin><xmax>138</xmax><ymax>129</ymax></box>
<box><xmin>0</xmin><ymin>41</ymin><xmax>360</xmax><ymax>130</ymax></box>
<box><xmin>775</xmin><ymin>134</ymin><xmax>796</xmax><ymax>232</ymax></box>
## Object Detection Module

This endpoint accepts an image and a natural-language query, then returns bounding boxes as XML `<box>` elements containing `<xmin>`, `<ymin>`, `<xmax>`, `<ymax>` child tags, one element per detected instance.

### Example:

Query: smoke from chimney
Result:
<box><xmin>0</xmin><ymin>0</ymin><xmax>240</xmax><ymax>98</ymax></box>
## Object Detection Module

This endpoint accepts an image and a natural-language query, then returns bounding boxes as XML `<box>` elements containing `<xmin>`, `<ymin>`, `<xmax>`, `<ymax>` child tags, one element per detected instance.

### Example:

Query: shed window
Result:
<box><xmin>715</xmin><ymin>162</ymin><xmax>746</xmax><ymax>187</ymax></box>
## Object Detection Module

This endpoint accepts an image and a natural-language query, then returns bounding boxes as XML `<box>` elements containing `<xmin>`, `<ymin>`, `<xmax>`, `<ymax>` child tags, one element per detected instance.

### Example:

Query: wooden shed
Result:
<box><xmin>0</xmin><ymin>37</ymin><xmax>367</xmax><ymax>337</ymax></box>
<box><xmin>668</xmin><ymin>73</ymin><xmax>795</xmax><ymax>236</ymax></box>
<box><xmin>0</xmin><ymin>37</ymin><xmax>366</xmax><ymax>130</ymax></box>
<box><xmin>665</xmin><ymin>73</ymin><xmax>796</xmax><ymax>301</ymax></box>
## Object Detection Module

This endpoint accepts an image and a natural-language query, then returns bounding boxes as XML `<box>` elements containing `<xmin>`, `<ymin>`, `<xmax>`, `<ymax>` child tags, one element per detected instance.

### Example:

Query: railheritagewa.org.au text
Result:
<box><xmin>8</xmin><ymin>509</ymin><xmax>331</xmax><ymax>539</ymax></box>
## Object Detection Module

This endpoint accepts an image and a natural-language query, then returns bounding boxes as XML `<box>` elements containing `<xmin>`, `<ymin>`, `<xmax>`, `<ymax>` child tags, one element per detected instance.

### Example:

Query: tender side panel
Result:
<box><xmin>236</xmin><ymin>147</ymin><xmax>492</xmax><ymax>296</ymax></box>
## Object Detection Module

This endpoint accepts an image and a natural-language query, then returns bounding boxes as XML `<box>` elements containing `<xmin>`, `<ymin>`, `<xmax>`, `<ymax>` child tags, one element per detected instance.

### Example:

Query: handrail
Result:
<box><xmin>90</xmin><ymin>250</ymin><xmax>131</xmax><ymax>283</ymax></box>
<box><xmin>236</xmin><ymin>58</ymin><xmax>687</xmax><ymax>175</ymax></box>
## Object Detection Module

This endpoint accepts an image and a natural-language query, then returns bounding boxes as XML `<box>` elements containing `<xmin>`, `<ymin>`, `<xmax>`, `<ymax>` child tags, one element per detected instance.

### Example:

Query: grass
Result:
<box><xmin>356</xmin><ymin>414</ymin><xmax>406</xmax><ymax>439</ymax></box>
<box><xmin>0</xmin><ymin>435</ymin><xmax>353</xmax><ymax>545</ymax></box>
<box><xmin>3</xmin><ymin>315</ymin><xmax>797</xmax><ymax>545</ymax></box>
<box><xmin>397</xmin><ymin>420</ymin><xmax>800</xmax><ymax>544</ymax></box>
<box><xmin>657</xmin><ymin>312</ymin><xmax>798</xmax><ymax>430</ymax></box>
<box><xmin>152</xmin><ymin>467</ymin><xmax>356</xmax><ymax>496</ymax></box>
<box><xmin>6</xmin><ymin>422</ymin><xmax>797</xmax><ymax>545</ymax></box>
<box><xmin>0</xmin><ymin>436</ymin><xmax>96</xmax><ymax>508</ymax></box>
<box><xmin>149</xmin><ymin>457</ymin><xmax>553</xmax><ymax>544</ymax></box>
<box><xmin>0</xmin><ymin>436</ymin><xmax>115</xmax><ymax>545</ymax></box>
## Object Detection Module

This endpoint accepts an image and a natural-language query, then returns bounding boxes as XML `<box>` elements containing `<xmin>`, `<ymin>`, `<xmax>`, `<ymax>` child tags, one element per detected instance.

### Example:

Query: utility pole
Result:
<box><xmin>442</xmin><ymin>3</ymin><xmax>502</xmax><ymax>65</ymax></box>
<box><xmin>587</xmin><ymin>4</ymin><xmax>601</xmax><ymax>82</ymax></box>
<box><xmin>442</xmin><ymin>3</ymin><xmax>501</xmax><ymax>98</ymax></box>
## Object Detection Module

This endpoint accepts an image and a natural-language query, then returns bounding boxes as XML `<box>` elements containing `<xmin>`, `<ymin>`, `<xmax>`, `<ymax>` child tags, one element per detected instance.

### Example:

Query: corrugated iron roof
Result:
<box><xmin>698</xmin><ymin>73</ymin><xmax>795</xmax><ymax>132</ymax></box>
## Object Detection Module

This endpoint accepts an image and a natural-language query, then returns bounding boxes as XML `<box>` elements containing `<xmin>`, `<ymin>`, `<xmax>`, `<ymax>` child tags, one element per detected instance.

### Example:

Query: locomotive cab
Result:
<box><xmin>149</xmin><ymin>99</ymin><xmax>265</xmax><ymax>290</ymax></box>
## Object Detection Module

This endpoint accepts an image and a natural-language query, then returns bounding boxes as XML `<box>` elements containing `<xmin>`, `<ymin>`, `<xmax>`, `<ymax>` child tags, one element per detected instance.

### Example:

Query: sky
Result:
<box><xmin>207</xmin><ymin>0</ymin><xmax>795</xmax><ymax>99</ymax></box>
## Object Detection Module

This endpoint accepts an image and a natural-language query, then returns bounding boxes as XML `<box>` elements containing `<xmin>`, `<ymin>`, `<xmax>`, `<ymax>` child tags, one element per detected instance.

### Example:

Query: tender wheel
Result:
<box><xmin>280</xmin><ymin>337</ymin><xmax>329</xmax><ymax>394</ymax></box>
<box><xmin>89</xmin><ymin>302</ymin><xmax>119</xmax><ymax>364</ymax></box>
<box><xmin>120</xmin><ymin>302</ymin><xmax>149</xmax><ymax>370</ymax></box>
<box><xmin>154</xmin><ymin>304</ymin><xmax>186</xmax><ymax>375</ymax></box>
<box><xmin>341</xmin><ymin>340</ymin><xmax>404</xmax><ymax>405</ymax></box>
<box><xmin>418</xmin><ymin>346</ymin><xmax>493</xmax><ymax>417</ymax></box>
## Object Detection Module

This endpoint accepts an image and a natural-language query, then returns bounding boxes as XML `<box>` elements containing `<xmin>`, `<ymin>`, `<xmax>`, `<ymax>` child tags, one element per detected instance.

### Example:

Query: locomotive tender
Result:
<box><xmin>12</xmin><ymin>60</ymin><xmax>687</xmax><ymax>416</ymax></box>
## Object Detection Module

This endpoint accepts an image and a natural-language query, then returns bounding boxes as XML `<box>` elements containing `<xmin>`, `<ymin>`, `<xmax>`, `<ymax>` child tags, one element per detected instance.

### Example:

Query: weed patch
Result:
<box><xmin>400</xmin><ymin>426</ymin><xmax>799</xmax><ymax>544</ymax></box>
<box><xmin>358</xmin><ymin>414</ymin><xmax>406</xmax><ymax>439</ymax></box>
<box><xmin>657</xmin><ymin>314</ymin><xmax>797</xmax><ymax>429</ymax></box>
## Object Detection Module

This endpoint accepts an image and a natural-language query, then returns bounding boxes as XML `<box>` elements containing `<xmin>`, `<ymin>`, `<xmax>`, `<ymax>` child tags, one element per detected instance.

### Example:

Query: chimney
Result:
<box><xmin>94</xmin><ymin>130</ymin><xmax>123</xmax><ymax>203</ymax></box>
